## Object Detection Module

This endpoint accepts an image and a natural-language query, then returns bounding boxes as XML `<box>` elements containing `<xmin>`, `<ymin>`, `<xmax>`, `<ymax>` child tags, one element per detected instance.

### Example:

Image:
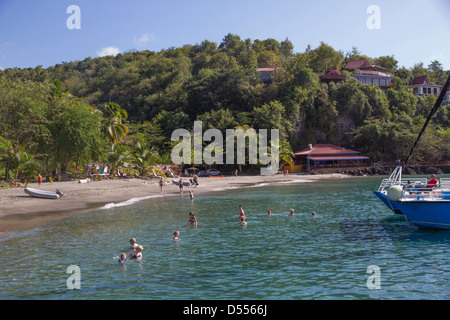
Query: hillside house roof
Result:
<box><xmin>412</xmin><ymin>75</ymin><xmax>429</xmax><ymax>85</ymax></box>
<box><xmin>345</xmin><ymin>59</ymin><xmax>373</xmax><ymax>70</ymax></box>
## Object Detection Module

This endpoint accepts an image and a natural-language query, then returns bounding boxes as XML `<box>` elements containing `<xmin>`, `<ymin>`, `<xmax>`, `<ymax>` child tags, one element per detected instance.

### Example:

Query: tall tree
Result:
<box><xmin>101</xmin><ymin>102</ymin><xmax>129</xmax><ymax>150</ymax></box>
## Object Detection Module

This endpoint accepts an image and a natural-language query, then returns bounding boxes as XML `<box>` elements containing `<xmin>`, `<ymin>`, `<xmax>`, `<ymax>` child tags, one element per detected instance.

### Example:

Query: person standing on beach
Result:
<box><xmin>193</xmin><ymin>174</ymin><xmax>198</xmax><ymax>187</ymax></box>
<box><xmin>159</xmin><ymin>177</ymin><xmax>164</xmax><ymax>193</ymax></box>
<box><xmin>235</xmin><ymin>169</ymin><xmax>238</xmax><ymax>177</ymax></box>
<box><xmin>38</xmin><ymin>173</ymin><xmax>42</xmax><ymax>187</ymax></box>
<box><xmin>179</xmin><ymin>178</ymin><xmax>184</xmax><ymax>193</ymax></box>
<box><xmin>189</xmin><ymin>191</ymin><xmax>194</xmax><ymax>200</ymax></box>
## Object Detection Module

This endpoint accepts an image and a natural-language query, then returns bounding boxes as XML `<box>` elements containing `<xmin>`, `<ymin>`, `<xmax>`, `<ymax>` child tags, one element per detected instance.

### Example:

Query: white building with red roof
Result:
<box><xmin>409</xmin><ymin>75</ymin><xmax>442</xmax><ymax>97</ymax></box>
<box><xmin>285</xmin><ymin>144</ymin><xmax>369</xmax><ymax>172</ymax></box>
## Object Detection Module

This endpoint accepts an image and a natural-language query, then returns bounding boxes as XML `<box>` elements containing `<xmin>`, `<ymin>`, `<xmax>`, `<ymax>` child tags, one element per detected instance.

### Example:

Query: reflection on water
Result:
<box><xmin>1</xmin><ymin>176</ymin><xmax>449</xmax><ymax>300</ymax></box>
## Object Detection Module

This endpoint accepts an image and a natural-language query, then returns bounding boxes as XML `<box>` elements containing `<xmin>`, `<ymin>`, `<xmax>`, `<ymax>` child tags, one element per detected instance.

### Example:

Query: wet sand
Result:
<box><xmin>0</xmin><ymin>173</ymin><xmax>351</xmax><ymax>237</ymax></box>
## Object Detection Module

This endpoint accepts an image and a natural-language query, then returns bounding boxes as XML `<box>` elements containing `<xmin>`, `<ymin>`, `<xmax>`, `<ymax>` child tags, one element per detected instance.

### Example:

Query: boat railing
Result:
<box><xmin>378</xmin><ymin>178</ymin><xmax>427</xmax><ymax>191</ymax></box>
<box><xmin>440</xmin><ymin>178</ymin><xmax>450</xmax><ymax>189</ymax></box>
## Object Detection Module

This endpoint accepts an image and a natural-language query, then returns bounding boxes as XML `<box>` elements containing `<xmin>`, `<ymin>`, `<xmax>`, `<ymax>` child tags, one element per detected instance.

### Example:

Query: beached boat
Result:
<box><xmin>374</xmin><ymin>76</ymin><xmax>450</xmax><ymax>230</ymax></box>
<box><xmin>172</xmin><ymin>179</ymin><xmax>192</xmax><ymax>186</ymax></box>
<box><xmin>24</xmin><ymin>187</ymin><xmax>64</xmax><ymax>199</ymax></box>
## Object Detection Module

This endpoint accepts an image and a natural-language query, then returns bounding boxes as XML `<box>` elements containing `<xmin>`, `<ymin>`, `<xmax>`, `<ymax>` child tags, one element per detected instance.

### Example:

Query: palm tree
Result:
<box><xmin>278</xmin><ymin>140</ymin><xmax>294</xmax><ymax>170</ymax></box>
<box><xmin>106</xmin><ymin>145</ymin><xmax>131</xmax><ymax>176</ymax></box>
<box><xmin>132</xmin><ymin>143</ymin><xmax>165</xmax><ymax>178</ymax></box>
<box><xmin>101</xmin><ymin>102</ymin><xmax>129</xmax><ymax>150</ymax></box>
<box><xmin>13</xmin><ymin>148</ymin><xmax>44</xmax><ymax>179</ymax></box>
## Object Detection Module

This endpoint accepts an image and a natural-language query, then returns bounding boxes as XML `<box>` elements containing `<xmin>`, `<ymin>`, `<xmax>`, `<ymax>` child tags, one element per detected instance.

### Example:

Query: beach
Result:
<box><xmin>0</xmin><ymin>173</ymin><xmax>351</xmax><ymax>236</ymax></box>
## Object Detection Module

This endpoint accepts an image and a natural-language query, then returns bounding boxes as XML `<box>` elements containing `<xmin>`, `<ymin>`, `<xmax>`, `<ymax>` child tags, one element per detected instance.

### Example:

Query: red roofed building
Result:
<box><xmin>409</xmin><ymin>75</ymin><xmax>441</xmax><ymax>97</ymax></box>
<box><xmin>285</xmin><ymin>144</ymin><xmax>369</xmax><ymax>172</ymax></box>
<box><xmin>345</xmin><ymin>59</ymin><xmax>394</xmax><ymax>88</ymax></box>
<box><xmin>255</xmin><ymin>68</ymin><xmax>276</xmax><ymax>84</ymax></box>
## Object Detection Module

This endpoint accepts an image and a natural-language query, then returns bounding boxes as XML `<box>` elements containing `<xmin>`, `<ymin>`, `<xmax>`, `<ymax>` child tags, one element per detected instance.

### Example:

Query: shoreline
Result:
<box><xmin>0</xmin><ymin>173</ymin><xmax>352</xmax><ymax>237</ymax></box>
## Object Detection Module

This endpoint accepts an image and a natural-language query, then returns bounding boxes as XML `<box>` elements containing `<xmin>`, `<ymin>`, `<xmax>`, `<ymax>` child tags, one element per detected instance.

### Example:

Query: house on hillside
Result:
<box><xmin>255</xmin><ymin>68</ymin><xmax>276</xmax><ymax>84</ymax></box>
<box><xmin>319</xmin><ymin>59</ymin><xmax>395</xmax><ymax>88</ymax></box>
<box><xmin>284</xmin><ymin>144</ymin><xmax>369</xmax><ymax>172</ymax></box>
<box><xmin>442</xmin><ymin>85</ymin><xmax>450</xmax><ymax>105</ymax></box>
<box><xmin>319</xmin><ymin>69</ymin><xmax>347</xmax><ymax>83</ymax></box>
<box><xmin>345</xmin><ymin>59</ymin><xmax>394</xmax><ymax>88</ymax></box>
<box><xmin>408</xmin><ymin>75</ymin><xmax>442</xmax><ymax>97</ymax></box>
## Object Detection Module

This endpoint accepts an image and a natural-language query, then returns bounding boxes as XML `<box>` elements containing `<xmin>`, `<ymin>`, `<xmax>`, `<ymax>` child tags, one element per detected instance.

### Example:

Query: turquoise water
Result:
<box><xmin>1</xmin><ymin>175</ymin><xmax>449</xmax><ymax>300</ymax></box>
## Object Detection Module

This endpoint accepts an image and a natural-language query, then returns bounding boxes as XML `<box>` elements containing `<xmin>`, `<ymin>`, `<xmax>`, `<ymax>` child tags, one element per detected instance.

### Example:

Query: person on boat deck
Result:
<box><xmin>426</xmin><ymin>174</ymin><xmax>439</xmax><ymax>188</ymax></box>
<box><xmin>129</xmin><ymin>245</ymin><xmax>143</xmax><ymax>260</ymax></box>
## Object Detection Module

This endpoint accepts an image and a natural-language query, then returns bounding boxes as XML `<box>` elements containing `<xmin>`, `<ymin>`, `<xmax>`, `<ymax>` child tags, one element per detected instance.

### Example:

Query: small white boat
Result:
<box><xmin>172</xmin><ymin>180</ymin><xmax>192</xmax><ymax>186</ymax></box>
<box><xmin>24</xmin><ymin>187</ymin><xmax>64</xmax><ymax>199</ymax></box>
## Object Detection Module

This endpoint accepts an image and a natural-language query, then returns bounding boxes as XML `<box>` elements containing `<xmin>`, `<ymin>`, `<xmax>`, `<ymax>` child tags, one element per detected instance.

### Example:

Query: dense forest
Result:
<box><xmin>1</xmin><ymin>34</ymin><xmax>449</xmax><ymax>180</ymax></box>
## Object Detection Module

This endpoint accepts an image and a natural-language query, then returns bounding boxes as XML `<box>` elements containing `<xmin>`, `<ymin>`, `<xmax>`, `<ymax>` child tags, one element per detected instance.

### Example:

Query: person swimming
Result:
<box><xmin>173</xmin><ymin>231</ymin><xmax>180</xmax><ymax>241</ymax></box>
<box><xmin>288</xmin><ymin>209</ymin><xmax>295</xmax><ymax>216</ymax></box>
<box><xmin>268</xmin><ymin>210</ymin><xmax>274</xmax><ymax>216</ymax></box>
<box><xmin>240</xmin><ymin>217</ymin><xmax>247</xmax><ymax>226</ymax></box>
<box><xmin>237</xmin><ymin>205</ymin><xmax>246</xmax><ymax>219</ymax></box>
<box><xmin>119</xmin><ymin>253</ymin><xmax>127</xmax><ymax>263</ymax></box>
<box><xmin>188</xmin><ymin>212</ymin><xmax>197</xmax><ymax>226</ymax></box>
<box><xmin>129</xmin><ymin>245</ymin><xmax>143</xmax><ymax>260</ymax></box>
<box><xmin>129</xmin><ymin>237</ymin><xmax>139</xmax><ymax>250</ymax></box>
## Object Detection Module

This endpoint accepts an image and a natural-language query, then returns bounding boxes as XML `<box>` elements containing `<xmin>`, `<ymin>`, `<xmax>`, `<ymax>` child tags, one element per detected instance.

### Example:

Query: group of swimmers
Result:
<box><xmin>119</xmin><ymin>205</ymin><xmax>317</xmax><ymax>263</ymax></box>
<box><xmin>118</xmin><ymin>237</ymin><xmax>144</xmax><ymax>263</ymax></box>
<box><xmin>118</xmin><ymin>213</ymin><xmax>197</xmax><ymax>263</ymax></box>
<box><xmin>239</xmin><ymin>205</ymin><xmax>316</xmax><ymax>225</ymax></box>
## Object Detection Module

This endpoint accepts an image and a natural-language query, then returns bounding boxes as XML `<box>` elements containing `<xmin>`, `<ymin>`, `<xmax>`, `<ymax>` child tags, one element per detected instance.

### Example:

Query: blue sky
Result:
<box><xmin>1</xmin><ymin>0</ymin><xmax>449</xmax><ymax>71</ymax></box>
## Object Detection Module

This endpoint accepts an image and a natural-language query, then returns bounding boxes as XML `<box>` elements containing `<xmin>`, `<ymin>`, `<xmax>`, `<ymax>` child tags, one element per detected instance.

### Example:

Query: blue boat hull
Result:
<box><xmin>374</xmin><ymin>191</ymin><xmax>450</xmax><ymax>229</ymax></box>
<box><xmin>373</xmin><ymin>191</ymin><xmax>403</xmax><ymax>214</ymax></box>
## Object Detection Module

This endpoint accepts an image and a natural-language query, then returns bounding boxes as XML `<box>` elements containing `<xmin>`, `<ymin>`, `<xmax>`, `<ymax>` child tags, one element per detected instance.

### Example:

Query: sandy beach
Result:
<box><xmin>0</xmin><ymin>173</ymin><xmax>351</xmax><ymax>237</ymax></box>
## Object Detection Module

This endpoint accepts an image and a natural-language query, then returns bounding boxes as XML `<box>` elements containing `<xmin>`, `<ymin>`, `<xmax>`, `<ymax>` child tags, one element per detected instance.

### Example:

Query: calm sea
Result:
<box><xmin>1</xmin><ymin>175</ymin><xmax>449</xmax><ymax>300</ymax></box>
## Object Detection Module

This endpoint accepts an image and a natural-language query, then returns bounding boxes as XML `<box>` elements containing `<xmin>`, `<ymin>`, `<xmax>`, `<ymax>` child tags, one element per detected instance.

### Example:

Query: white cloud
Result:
<box><xmin>133</xmin><ymin>33</ymin><xmax>156</xmax><ymax>46</ymax></box>
<box><xmin>97</xmin><ymin>46</ymin><xmax>121</xmax><ymax>57</ymax></box>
